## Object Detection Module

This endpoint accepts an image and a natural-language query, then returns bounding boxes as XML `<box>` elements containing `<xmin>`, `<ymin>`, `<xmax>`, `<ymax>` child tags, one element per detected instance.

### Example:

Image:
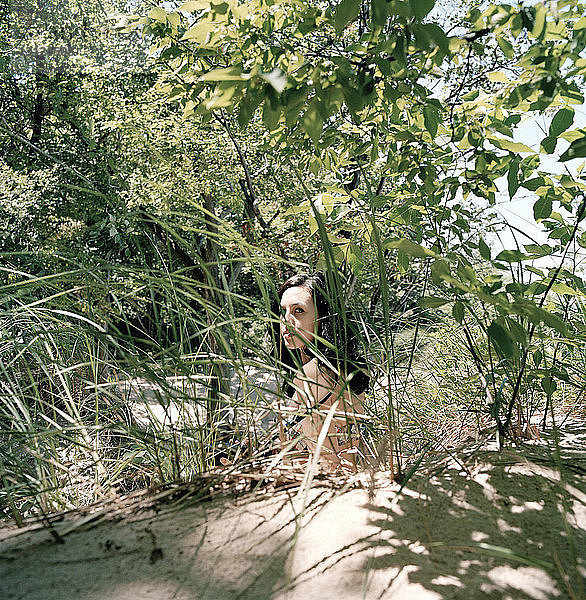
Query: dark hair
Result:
<box><xmin>270</xmin><ymin>272</ymin><xmax>369</xmax><ymax>395</ymax></box>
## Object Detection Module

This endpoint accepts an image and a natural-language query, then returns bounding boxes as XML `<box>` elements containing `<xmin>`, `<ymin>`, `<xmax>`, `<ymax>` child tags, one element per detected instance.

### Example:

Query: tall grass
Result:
<box><xmin>0</xmin><ymin>211</ymin><xmax>288</xmax><ymax>517</ymax></box>
<box><xmin>0</xmin><ymin>204</ymin><xmax>584</xmax><ymax>522</ymax></box>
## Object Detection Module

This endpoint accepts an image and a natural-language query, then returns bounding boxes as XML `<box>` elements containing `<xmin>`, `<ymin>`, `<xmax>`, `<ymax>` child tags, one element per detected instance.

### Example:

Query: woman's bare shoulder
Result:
<box><xmin>296</xmin><ymin>358</ymin><xmax>336</xmax><ymax>386</ymax></box>
<box><xmin>290</xmin><ymin>358</ymin><xmax>334</xmax><ymax>399</ymax></box>
<box><xmin>299</xmin><ymin>357</ymin><xmax>319</xmax><ymax>378</ymax></box>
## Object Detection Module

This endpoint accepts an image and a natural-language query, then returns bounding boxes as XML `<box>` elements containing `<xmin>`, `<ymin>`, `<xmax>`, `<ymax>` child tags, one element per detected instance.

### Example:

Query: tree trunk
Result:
<box><xmin>30</xmin><ymin>72</ymin><xmax>43</xmax><ymax>144</ymax></box>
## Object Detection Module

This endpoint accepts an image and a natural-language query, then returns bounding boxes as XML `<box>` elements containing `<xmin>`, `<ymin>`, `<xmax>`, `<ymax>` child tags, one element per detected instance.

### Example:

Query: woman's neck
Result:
<box><xmin>300</xmin><ymin>347</ymin><xmax>312</xmax><ymax>365</ymax></box>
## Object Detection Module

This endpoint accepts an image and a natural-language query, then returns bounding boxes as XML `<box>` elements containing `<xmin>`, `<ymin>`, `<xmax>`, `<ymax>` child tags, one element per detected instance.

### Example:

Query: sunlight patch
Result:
<box><xmin>486</xmin><ymin>566</ymin><xmax>560</xmax><ymax>600</ymax></box>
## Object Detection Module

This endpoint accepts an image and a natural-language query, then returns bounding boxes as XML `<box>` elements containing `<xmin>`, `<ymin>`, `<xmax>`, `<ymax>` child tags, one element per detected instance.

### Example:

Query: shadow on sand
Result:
<box><xmin>0</xmin><ymin>425</ymin><xmax>584</xmax><ymax>600</ymax></box>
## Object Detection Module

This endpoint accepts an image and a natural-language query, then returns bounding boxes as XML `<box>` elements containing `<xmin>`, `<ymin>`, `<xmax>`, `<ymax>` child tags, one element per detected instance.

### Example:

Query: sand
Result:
<box><xmin>0</xmin><ymin>423</ymin><xmax>584</xmax><ymax>600</ymax></box>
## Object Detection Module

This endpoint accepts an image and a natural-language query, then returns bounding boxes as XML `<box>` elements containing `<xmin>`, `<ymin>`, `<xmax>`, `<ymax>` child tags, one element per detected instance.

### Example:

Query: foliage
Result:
<box><xmin>133</xmin><ymin>0</ymin><xmax>586</xmax><ymax>433</ymax></box>
<box><xmin>1</xmin><ymin>0</ymin><xmax>586</xmax><ymax>546</ymax></box>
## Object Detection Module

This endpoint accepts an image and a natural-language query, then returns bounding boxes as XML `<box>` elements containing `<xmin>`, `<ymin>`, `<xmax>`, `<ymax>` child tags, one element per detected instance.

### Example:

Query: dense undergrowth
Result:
<box><xmin>1</xmin><ymin>207</ymin><xmax>585</xmax><ymax>522</ymax></box>
<box><xmin>2</xmin><ymin>0</ymin><xmax>586</xmax><ymax>532</ymax></box>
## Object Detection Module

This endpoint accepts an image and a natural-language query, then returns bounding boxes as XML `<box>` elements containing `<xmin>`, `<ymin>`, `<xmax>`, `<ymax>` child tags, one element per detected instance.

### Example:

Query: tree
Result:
<box><xmin>132</xmin><ymin>0</ymin><xmax>586</xmax><ymax>439</ymax></box>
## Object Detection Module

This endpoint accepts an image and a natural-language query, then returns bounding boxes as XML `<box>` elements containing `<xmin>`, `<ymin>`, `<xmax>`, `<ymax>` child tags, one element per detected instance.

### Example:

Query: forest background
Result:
<box><xmin>1</xmin><ymin>0</ymin><xmax>586</xmax><ymax>522</ymax></box>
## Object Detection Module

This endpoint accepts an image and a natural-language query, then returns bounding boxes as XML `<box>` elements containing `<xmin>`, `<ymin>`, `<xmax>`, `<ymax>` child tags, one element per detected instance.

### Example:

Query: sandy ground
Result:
<box><xmin>115</xmin><ymin>367</ymin><xmax>278</xmax><ymax>430</ymax></box>
<box><xmin>0</xmin><ymin>424</ymin><xmax>584</xmax><ymax>600</ymax></box>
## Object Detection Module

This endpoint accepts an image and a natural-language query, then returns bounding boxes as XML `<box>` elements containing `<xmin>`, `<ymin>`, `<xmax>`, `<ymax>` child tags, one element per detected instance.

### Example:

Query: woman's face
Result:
<box><xmin>280</xmin><ymin>285</ymin><xmax>318</xmax><ymax>350</ymax></box>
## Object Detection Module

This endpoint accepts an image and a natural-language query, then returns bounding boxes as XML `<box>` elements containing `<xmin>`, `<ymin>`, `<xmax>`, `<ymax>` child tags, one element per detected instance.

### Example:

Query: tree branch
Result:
<box><xmin>0</xmin><ymin>117</ymin><xmax>98</xmax><ymax>192</ymax></box>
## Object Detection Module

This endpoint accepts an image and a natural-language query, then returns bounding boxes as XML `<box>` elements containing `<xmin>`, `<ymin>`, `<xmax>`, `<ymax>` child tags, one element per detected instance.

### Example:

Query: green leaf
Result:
<box><xmin>549</xmin><ymin>107</ymin><xmax>574</xmax><ymax>138</ymax></box>
<box><xmin>487</xmin><ymin>321</ymin><xmax>514</xmax><ymax>358</ymax></box>
<box><xmin>548</xmin><ymin>211</ymin><xmax>566</xmax><ymax>224</ymax></box>
<box><xmin>461</xmin><ymin>90</ymin><xmax>479</xmax><ymax>102</ymax></box>
<box><xmin>540</xmin><ymin>135</ymin><xmax>556</xmax><ymax>154</ymax></box>
<box><xmin>431</xmin><ymin>259</ymin><xmax>450</xmax><ymax>284</ymax></box>
<box><xmin>522</xmin><ymin>176</ymin><xmax>545</xmax><ymax>191</ymax></box>
<box><xmin>238</xmin><ymin>92</ymin><xmax>262</xmax><ymax>128</ymax></box>
<box><xmin>533</xmin><ymin>349</ymin><xmax>543</xmax><ymax>367</ymax></box>
<box><xmin>507</xmin><ymin>159</ymin><xmax>520</xmax><ymax>198</ymax></box>
<box><xmin>283</xmin><ymin>203</ymin><xmax>311</xmax><ymax>216</ymax></box>
<box><xmin>551</xmin><ymin>282</ymin><xmax>583</xmax><ymax>296</ymax></box>
<box><xmin>148</xmin><ymin>7</ymin><xmax>168</xmax><ymax>22</ymax></box>
<box><xmin>419</xmin><ymin>296</ymin><xmax>449</xmax><ymax>308</ymax></box>
<box><xmin>533</xmin><ymin>195</ymin><xmax>552</xmax><ymax>221</ymax></box>
<box><xmin>204</xmin><ymin>81</ymin><xmax>240</xmax><ymax>109</ymax></box>
<box><xmin>387</xmin><ymin>2</ymin><xmax>414</xmax><ymax>18</ymax></box>
<box><xmin>262</xmin><ymin>98</ymin><xmax>280</xmax><ymax>131</ymax></box>
<box><xmin>181</xmin><ymin>22</ymin><xmax>214</xmax><ymax>42</ymax></box>
<box><xmin>560</xmin><ymin>135</ymin><xmax>586</xmax><ymax>162</ymax></box>
<box><xmin>200</xmin><ymin>67</ymin><xmax>249</xmax><ymax>82</ymax></box>
<box><xmin>506</xmin><ymin>318</ymin><xmax>528</xmax><ymax>347</ymax></box>
<box><xmin>541</xmin><ymin>375</ymin><xmax>557</xmax><ymax>399</ymax></box>
<box><xmin>422</xmin><ymin>23</ymin><xmax>448</xmax><ymax>52</ymax></box>
<box><xmin>487</xmin><ymin>71</ymin><xmax>508</xmax><ymax>83</ymax></box>
<box><xmin>551</xmin><ymin>367</ymin><xmax>571</xmax><ymax>384</ymax></box>
<box><xmin>510</xmin><ymin>299</ymin><xmax>567</xmax><ymax>334</ymax></box>
<box><xmin>423</xmin><ymin>106</ymin><xmax>439</xmax><ymax>137</ymax></box>
<box><xmin>452</xmin><ymin>301</ymin><xmax>464</xmax><ymax>323</ymax></box>
<box><xmin>397</xmin><ymin>250</ymin><xmax>410</xmax><ymax>273</ymax></box>
<box><xmin>302</xmin><ymin>100</ymin><xmax>323</xmax><ymax>143</ymax></box>
<box><xmin>371</xmin><ymin>0</ymin><xmax>388</xmax><ymax>27</ymax></box>
<box><xmin>342</xmin><ymin>87</ymin><xmax>364</xmax><ymax>116</ymax></box>
<box><xmin>212</xmin><ymin>2</ymin><xmax>228</xmax><ymax>15</ymax></box>
<box><xmin>523</xmin><ymin>243</ymin><xmax>552</xmax><ymax>257</ymax></box>
<box><xmin>409</xmin><ymin>0</ymin><xmax>435</xmax><ymax>21</ymax></box>
<box><xmin>478</xmin><ymin>237</ymin><xmax>491</xmax><ymax>260</ymax></box>
<box><xmin>506</xmin><ymin>83</ymin><xmax>532</xmax><ymax>108</ymax></box>
<box><xmin>334</xmin><ymin>0</ymin><xmax>361</xmax><ymax>35</ymax></box>
<box><xmin>383</xmin><ymin>238</ymin><xmax>439</xmax><ymax>258</ymax></box>
<box><xmin>347</xmin><ymin>243</ymin><xmax>364</xmax><ymax>274</ymax></box>
<box><xmin>497</xmin><ymin>36</ymin><xmax>513</xmax><ymax>58</ymax></box>
<box><xmin>560</xmin><ymin>128</ymin><xmax>586</xmax><ymax>143</ymax></box>
<box><xmin>525</xmin><ymin>265</ymin><xmax>544</xmax><ymax>277</ymax></box>
<box><xmin>495</xmin><ymin>250</ymin><xmax>530</xmax><ymax>262</ymax></box>
<box><xmin>490</xmin><ymin>137</ymin><xmax>534</xmax><ymax>154</ymax></box>
<box><xmin>167</xmin><ymin>11</ymin><xmax>180</xmax><ymax>27</ymax></box>
<box><xmin>531</xmin><ymin>3</ymin><xmax>546</xmax><ymax>38</ymax></box>
<box><xmin>457</xmin><ymin>261</ymin><xmax>477</xmax><ymax>284</ymax></box>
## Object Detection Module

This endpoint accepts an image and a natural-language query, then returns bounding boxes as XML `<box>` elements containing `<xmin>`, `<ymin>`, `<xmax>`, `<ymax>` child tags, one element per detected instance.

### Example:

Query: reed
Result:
<box><xmin>0</xmin><ymin>204</ymin><xmax>583</xmax><ymax>522</ymax></box>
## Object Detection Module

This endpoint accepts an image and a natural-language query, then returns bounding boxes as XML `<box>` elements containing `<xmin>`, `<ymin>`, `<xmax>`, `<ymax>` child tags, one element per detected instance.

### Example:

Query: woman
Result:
<box><xmin>271</xmin><ymin>272</ymin><xmax>369</xmax><ymax>470</ymax></box>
